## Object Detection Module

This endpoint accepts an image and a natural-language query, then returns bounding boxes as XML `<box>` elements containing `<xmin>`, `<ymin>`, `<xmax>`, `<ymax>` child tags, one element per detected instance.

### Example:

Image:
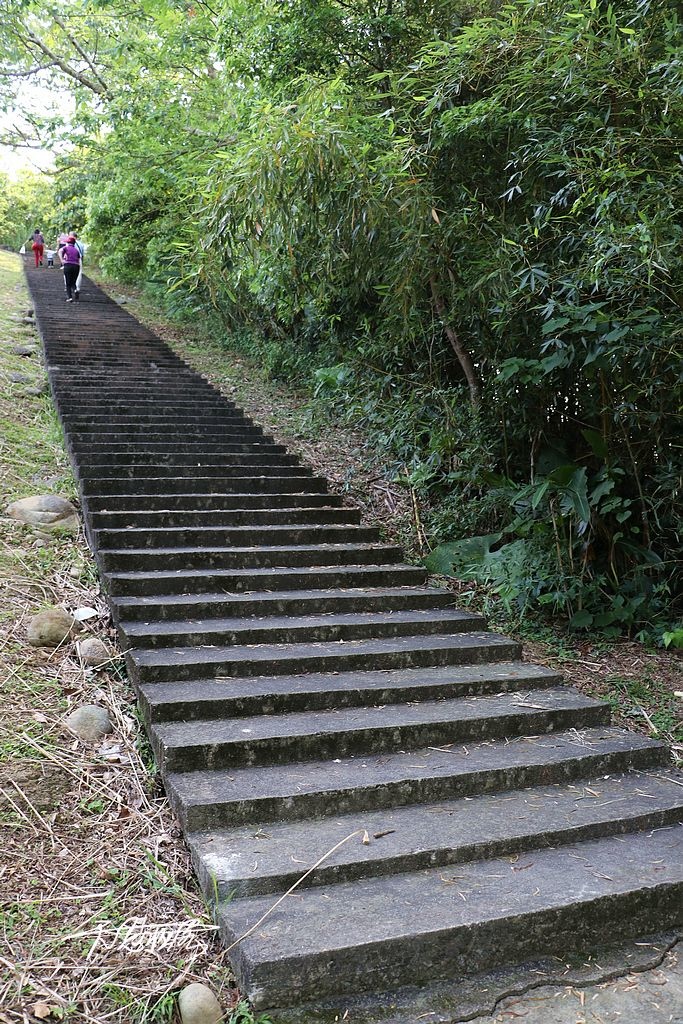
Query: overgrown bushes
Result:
<box><xmin>184</xmin><ymin>0</ymin><xmax>681</xmax><ymax>635</ymax></box>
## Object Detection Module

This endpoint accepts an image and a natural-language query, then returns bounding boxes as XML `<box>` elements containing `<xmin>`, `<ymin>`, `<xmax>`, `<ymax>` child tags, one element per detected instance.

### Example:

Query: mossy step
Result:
<box><xmin>97</xmin><ymin>523</ymin><xmax>380</xmax><ymax>550</ymax></box>
<box><xmin>81</xmin><ymin>463</ymin><xmax>311</xmax><ymax>482</ymax></box>
<box><xmin>105</xmin><ymin>562</ymin><xmax>427</xmax><ymax>597</ymax></box>
<box><xmin>114</xmin><ymin>583</ymin><xmax>451</xmax><ymax>622</ymax></box>
<box><xmin>71</xmin><ymin>441</ymin><xmax>287</xmax><ymax>455</ymax></box>
<box><xmin>139</xmin><ymin>661</ymin><xmax>561</xmax><ymax>723</ymax></box>
<box><xmin>151</xmin><ymin>686</ymin><xmax>608</xmax><ymax>772</ymax></box>
<box><xmin>218</xmin><ymin>825</ymin><xmax>683</xmax><ymax>1008</ymax></box>
<box><xmin>121</xmin><ymin>606</ymin><xmax>484</xmax><ymax>650</ymax></box>
<box><xmin>189</xmin><ymin>766</ymin><xmax>683</xmax><ymax>898</ymax></box>
<box><xmin>79</xmin><ymin>452</ymin><xmax>298</xmax><ymax>468</ymax></box>
<box><xmin>83</xmin><ymin>474</ymin><xmax>327</xmax><ymax>497</ymax></box>
<box><xmin>128</xmin><ymin>630</ymin><xmax>519</xmax><ymax>683</ymax></box>
<box><xmin>85</xmin><ymin>491</ymin><xmax>342</xmax><ymax>513</ymax></box>
<box><xmin>165</xmin><ymin>726</ymin><xmax>668</xmax><ymax>831</ymax></box>
<box><xmin>92</xmin><ymin>506</ymin><xmax>359</xmax><ymax>531</ymax></box>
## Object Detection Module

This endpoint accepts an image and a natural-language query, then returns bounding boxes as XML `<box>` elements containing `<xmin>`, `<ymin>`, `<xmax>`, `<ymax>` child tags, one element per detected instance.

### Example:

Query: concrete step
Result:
<box><xmin>96</xmin><ymin>524</ymin><xmax>380</xmax><ymax>550</ymax></box>
<box><xmin>57</xmin><ymin>400</ymin><xmax>241</xmax><ymax>414</ymax></box>
<box><xmin>188</xmin><ymin>766</ymin><xmax>683</xmax><ymax>898</ymax></box>
<box><xmin>68</xmin><ymin>429</ymin><xmax>271</xmax><ymax>445</ymax></box>
<box><xmin>151</xmin><ymin>687</ymin><xmax>609</xmax><ymax>772</ymax></box>
<box><xmin>54</xmin><ymin>378</ymin><xmax>218</xmax><ymax>388</ymax></box>
<box><xmin>113</xmin><ymin>584</ymin><xmax>454</xmax><ymax>623</ymax></box>
<box><xmin>100</xmin><ymin>541</ymin><xmax>402</xmax><ymax>573</ymax></box>
<box><xmin>90</xmin><ymin>506</ymin><xmax>360</xmax><ymax>530</ymax></box>
<box><xmin>82</xmin><ymin>475</ymin><xmax>327</xmax><ymax>496</ymax></box>
<box><xmin>128</xmin><ymin>630</ymin><xmax>520</xmax><ymax>683</ymax></box>
<box><xmin>68</xmin><ymin>427</ymin><xmax>269</xmax><ymax>441</ymax></box>
<box><xmin>165</xmin><ymin>726</ymin><xmax>668</xmax><ymax>831</ymax></box>
<box><xmin>105</xmin><ymin>562</ymin><xmax>428</xmax><ymax>597</ymax></box>
<box><xmin>217</xmin><ymin>825</ymin><xmax>683</xmax><ymax>1008</ymax></box>
<box><xmin>121</xmin><ymin>607</ymin><xmax>486</xmax><ymax>650</ymax></box>
<box><xmin>138</xmin><ymin>662</ymin><xmax>561</xmax><ymax>723</ymax></box>
<box><xmin>59</xmin><ymin>394</ymin><xmax>233</xmax><ymax>407</ymax></box>
<box><xmin>58</xmin><ymin>406</ymin><xmax>251</xmax><ymax>418</ymax></box>
<box><xmin>78</xmin><ymin>452</ymin><xmax>297</xmax><ymax>468</ymax></box>
<box><xmin>61</xmin><ymin>413</ymin><xmax>254</xmax><ymax>427</ymax></box>
<box><xmin>85</xmin><ymin>492</ymin><xmax>344</xmax><ymax>513</ymax></box>
<box><xmin>80</xmin><ymin>463</ymin><xmax>312</xmax><ymax>481</ymax></box>
<box><xmin>70</xmin><ymin>441</ymin><xmax>287</xmax><ymax>455</ymax></box>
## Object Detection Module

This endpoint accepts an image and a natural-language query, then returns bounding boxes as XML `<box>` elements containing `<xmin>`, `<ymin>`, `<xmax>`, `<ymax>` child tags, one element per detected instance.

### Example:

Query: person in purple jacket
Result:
<box><xmin>59</xmin><ymin>235</ymin><xmax>82</xmax><ymax>302</ymax></box>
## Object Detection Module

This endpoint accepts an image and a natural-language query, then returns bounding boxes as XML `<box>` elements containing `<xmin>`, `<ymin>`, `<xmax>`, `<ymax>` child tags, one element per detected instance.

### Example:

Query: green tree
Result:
<box><xmin>0</xmin><ymin>170</ymin><xmax>58</xmax><ymax>249</ymax></box>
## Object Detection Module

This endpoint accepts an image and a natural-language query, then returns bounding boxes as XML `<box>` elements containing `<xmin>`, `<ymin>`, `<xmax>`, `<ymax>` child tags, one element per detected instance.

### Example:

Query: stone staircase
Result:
<box><xmin>25</xmin><ymin>264</ymin><xmax>683</xmax><ymax>1020</ymax></box>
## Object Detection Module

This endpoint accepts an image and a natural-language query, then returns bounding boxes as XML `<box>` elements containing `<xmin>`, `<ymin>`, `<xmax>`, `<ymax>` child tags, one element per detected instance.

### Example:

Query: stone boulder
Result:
<box><xmin>27</xmin><ymin>607</ymin><xmax>78</xmax><ymax>647</ymax></box>
<box><xmin>64</xmin><ymin>705</ymin><xmax>112</xmax><ymax>742</ymax></box>
<box><xmin>178</xmin><ymin>984</ymin><xmax>222</xmax><ymax>1024</ymax></box>
<box><xmin>78</xmin><ymin>637</ymin><xmax>111</xmax><ymax>668</ymax></box>
<box><xmin>7</xmin><ymin>494</ymin><xmax>78</xmax><ymax>534</ymax></box>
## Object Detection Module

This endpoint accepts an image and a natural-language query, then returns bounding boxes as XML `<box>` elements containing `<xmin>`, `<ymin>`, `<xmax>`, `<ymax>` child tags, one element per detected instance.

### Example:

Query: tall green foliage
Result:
<box><xmin>191</xmin><ymin>0</ymin><xmax>681</xmax><ymax>632</ymax></box>
<box><xmin>1</xmin><ymin>0</ymin><xmax>679</xmax><ymax>632</ymax></box>
<box><xmin>0</xmin><ymin>171</ymin><xmax>61</xmax><ymax>249</ymax></box>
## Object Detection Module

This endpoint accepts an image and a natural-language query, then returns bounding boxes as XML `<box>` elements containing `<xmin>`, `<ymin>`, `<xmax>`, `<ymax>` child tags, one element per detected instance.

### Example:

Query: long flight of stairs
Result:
<box><xmin>25</xmin><ymin>264</ymin><xmax>683</xmax><ymax>1020</ymax></box>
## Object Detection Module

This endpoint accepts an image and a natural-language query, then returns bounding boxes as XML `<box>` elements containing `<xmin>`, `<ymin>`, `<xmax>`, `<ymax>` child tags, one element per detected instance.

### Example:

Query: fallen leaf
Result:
<box><xmin>32</xmin><ymin>1004</ymin><xmax>52</xmax><ymax>1020</ymax></box>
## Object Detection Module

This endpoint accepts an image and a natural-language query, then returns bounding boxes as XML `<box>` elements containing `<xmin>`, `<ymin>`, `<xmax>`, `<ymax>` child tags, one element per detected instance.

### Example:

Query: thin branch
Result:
<box><xmin>22</xmin><ymin>28</ymin><xmax>109</xmax><ymax>96</ymax></box>
<box><xmin>430</xmin><ymin>274</ymin><xmax>481</xmax><ymax>408</ymax></box>
<box><xmin>0</xmin><ymin>63</ymin><xmax>56</xmax><ymax>78</ymax></box>
<box><xmin>52</xmin><ymin>13</ymin><xmax>110</xmax><ymax>95</ymax></box>
<box><xmin>0</xmin><ymin>136</ymin><xmax>47</xmax><ymax>150</ymax></box>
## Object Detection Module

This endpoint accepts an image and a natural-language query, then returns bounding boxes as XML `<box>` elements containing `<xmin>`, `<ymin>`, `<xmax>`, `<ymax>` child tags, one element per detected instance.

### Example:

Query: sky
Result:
<box><xmin>0</xmin><ymin>143</ymin><xmax>55</xmax><ymax>180</ymax></box>
<box><xmin>0</xmin><ymin>79</ymin><xmax>60</xmax><ymax>180</ymax></box>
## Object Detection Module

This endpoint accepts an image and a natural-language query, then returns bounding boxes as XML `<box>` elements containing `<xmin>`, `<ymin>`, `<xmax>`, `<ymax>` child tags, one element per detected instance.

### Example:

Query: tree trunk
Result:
<box><xmin>430</xmin><ymin>275</ymin><xmax>480</xmax><ymax>408</ymax></box>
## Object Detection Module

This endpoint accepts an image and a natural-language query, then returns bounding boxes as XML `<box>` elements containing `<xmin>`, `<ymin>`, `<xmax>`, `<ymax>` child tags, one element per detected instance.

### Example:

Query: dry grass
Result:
<box><xmin>0</xmin><ymin>253</ymin><xmax>243</xmax><ymax>1023</ymax></box>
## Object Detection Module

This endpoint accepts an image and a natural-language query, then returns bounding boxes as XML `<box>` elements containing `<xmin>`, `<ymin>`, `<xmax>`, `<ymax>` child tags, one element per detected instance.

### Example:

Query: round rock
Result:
<box><xmin>7</xmin><ymin>494</ymin><xmax>78</xmax><ymax>534</ymax></box>
<box><xmin>78</xmin><ymin>637</ymin><xmax>110</xmax><ymax>668</ymax></box>
<box><xmin>27</xmin><ymin>607</ymin><xmax>78</xmax><ymax>647</ymax></box>
<box><xmin>178</xmin><ymin>983</ymin><xmax>222</xmax><ymax>1024</ymax></box>
<box><xmin>64</xmin><ymin>705</ymin><xmax>113</xmax><ymax>743</ymax></box>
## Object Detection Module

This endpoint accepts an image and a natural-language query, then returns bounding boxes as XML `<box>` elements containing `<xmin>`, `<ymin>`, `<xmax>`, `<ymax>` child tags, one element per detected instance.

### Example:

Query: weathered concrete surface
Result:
<box><xmin>271</xmin><ymin>933</ymin><xmax>683</xmax><ymax>1023</ymax></box>
<box><xmin>474</xmin><ymin>950</ymin><xmax>683</xmax><ymax>1024</ymax></box>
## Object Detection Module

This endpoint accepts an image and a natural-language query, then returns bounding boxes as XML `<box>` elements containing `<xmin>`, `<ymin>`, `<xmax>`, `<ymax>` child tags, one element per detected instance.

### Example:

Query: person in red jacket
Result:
<box><xmin>31</xmin><ymin>229</ymin><xmax>44</xmax><ymax>267</ymax></box>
